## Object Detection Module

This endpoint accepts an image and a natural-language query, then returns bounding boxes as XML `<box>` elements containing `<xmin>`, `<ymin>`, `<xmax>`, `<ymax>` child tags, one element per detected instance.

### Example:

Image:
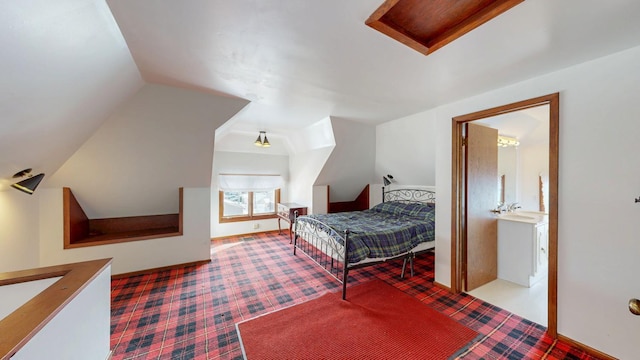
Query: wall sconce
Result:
<box><xmin>498</xmin><ymin>135</ymin><xmax>520</xmax><ymax>147</ymax></box>
<box><xmin>383</xmin><ymin>174</ymin><xmax>394</xmax><ymax>186</ymax></box>
<box><xmin>254</xmin><ymin>131</ymin><xmax>271</xmax><ymax>147</ymax></box>
<box><xmin>11</xmin><ymin>168</ymin><xmax>45</xmax><ymax>195</ymax></box>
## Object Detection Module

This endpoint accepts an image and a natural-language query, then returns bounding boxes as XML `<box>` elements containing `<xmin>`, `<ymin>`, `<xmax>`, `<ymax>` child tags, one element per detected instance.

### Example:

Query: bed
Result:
<box><xmin>293</xmin><ymin>187</ymin><xmax>435</xmax><ymax>299</ymax></box>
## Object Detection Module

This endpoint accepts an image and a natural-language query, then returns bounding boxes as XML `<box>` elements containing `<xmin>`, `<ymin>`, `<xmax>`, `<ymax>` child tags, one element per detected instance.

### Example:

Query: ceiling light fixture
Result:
<box><xmin>11</xmin><ymin>168</ymin><xmax>45</xmax><ymax>195</ymax></box>
<box><xmin>254</xmin><ymin>131</ymin><xmax>271</xmax><ymax>147</ymax></box>
<box><xmin>497</xmin><ymin>135</ymin><xmax>520</xmax><ymax>147</ymax></box>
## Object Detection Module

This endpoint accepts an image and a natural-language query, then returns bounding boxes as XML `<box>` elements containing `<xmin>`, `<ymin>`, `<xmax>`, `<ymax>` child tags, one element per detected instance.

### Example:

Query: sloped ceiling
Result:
<box><xmin>107</xmin><ymin>0</ymin><xmax>640</xmax><ymax>132</ymax></box>
<box><xmin>0</xmin><ymin>0</ymin><xmax>143</xmax><ymax>189</ymax></box>
<box><xmin>4</xmin><ymin>0</ymin><xmax>640</xmax><ymax>190</ymax></box>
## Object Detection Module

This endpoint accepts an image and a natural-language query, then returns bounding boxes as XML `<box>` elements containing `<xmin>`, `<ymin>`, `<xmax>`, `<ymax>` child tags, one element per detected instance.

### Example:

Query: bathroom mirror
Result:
<box><xmin>498</xmin><ymin>174</ymin><xmax>505</xmax><ymax>205</ymax></box>
<box><xmin>539</xmin><ymin>175</ymin><xmax>546</xmax><ymax>212</ymax></box>
<box><xmin>498</xmin><ymin>146</ymin><xmax>518</xmax><ymax>205</ymax></box>
<box><xmin>477</xmin><ymin>105</ymin><xmax>550</xmax><ymax>212</ymax></box>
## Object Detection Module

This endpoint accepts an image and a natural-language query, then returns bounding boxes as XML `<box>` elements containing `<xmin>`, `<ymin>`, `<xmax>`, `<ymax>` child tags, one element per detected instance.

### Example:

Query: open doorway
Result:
<box><xmin>450</xmin><ymin>93</ymin><xmax>559</xmax><ymax>337</ymax></box>
<box><xmin>467</xmin><ymin>105</ymin><xmax>549</xmax><ymax>326</ymax></box>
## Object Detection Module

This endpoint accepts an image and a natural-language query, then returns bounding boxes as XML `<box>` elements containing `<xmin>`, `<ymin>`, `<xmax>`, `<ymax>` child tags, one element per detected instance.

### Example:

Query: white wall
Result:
<box><xmin>0</xmin><ymin>277</ymin><xmax>61</xmax><ymax>320</ymax></box>
<box><xmin>289</xmin><ymin>117</ymin><xmax>336</xmax><ymax>155</ymax></box>
<box><xmin>379</xmin><ymin>45</ymin><xmax>640</xmax><ymax>358</ymax></box>
<box><xmin>0</xmin><ymin>191</ymin><xmax>40</xmax><ymax>272</ymax></box>
<box><xmin>288</xmin><ymin>117</ymin><xmax>335</xmax><ymax>208</ymax></box>
<box><xmin>315</xmin><ymin>118</ymin><xmax>376</xmax><ymax>201</ymax></box>
<box><xmin>46</xmin><ymin>83</ymin><xmax>249</xmax><ymax>218</ymax></box>
<box><xmin>369</xmin><ymin>183</ymin><xmax>383</xmax><ymax>207</ymax></box>
<box><xmin>312</xmin><ymin>185</ymin><xmax>329</xmax><ymax>214</ymax></box>
<box><xmin>0</xmin><ymin>0</ymin><xmax>143</xmax><ymax>183</ymax></box>
<box><xmin>518</xmin><ymin>143</ymin><xmax>549</xmax><ymax>212</ymax></box>
<box><xmin>39</xmin><ymin>188</ymin><xmax>211</xmax><ymax>275</ymax></box>
<box><xmin>376</xmin><ymin>110</ymin><xmax>437</xmax><ymax>186</ymax></box>
<box><xmin>211</xmin><ymin>151</ymin><xmax>289</xmax><ymax>237</ymax></box>
<box><xmin>498</xmin><ymin>146</ymin><xmax>518</xmax><ymax>205</ymax></box>
<box><xmin>289</xmin><ymin>147</ymin><xmax>333</xmax><ymax>210</ymax></box>
<box><xmin>12</xmin><ymin>265</ymin><xmax>111</xmax><ymax>360</ymax></box>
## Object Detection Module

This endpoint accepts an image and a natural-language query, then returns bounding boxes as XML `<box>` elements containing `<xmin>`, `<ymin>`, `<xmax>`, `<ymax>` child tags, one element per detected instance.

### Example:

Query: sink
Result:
<box><xmin>497</xmin><ymin>213</ymin><xmax>547</xmax><ymax>223</ymax></box>
<box><xmin>516</xmin><ymin>210</ymin><xmax>548</xmax><ymax>216</ymax></box>
<box><xmin>498</xmin><ymin>213</ymin><xmax>536</xmax><ymax>221</ymax></box>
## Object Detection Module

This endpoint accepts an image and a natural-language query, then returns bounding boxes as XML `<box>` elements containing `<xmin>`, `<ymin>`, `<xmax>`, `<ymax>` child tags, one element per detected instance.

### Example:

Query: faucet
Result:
<box><xmin>507</xmin><ymin>203</ymin><xmax>521</xmax><ymax>212</ymax></box>
<box><xmin>490</xmin><ymin>202</ymin><xmax>507</xmax><ymax>214</ymax></box>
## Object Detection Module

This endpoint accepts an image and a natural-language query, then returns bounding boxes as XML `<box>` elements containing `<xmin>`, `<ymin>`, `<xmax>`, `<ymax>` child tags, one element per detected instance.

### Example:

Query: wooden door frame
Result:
<box><xmin>451</xmin><ymin>93</ymin><xmax>559</xmax><ymax>337</ymax></box>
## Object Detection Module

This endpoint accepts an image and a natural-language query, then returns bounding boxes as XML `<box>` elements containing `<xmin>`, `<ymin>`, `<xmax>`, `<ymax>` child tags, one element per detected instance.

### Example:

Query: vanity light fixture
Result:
<box><xmin>11</xmin><ymin>168</ymin><xmax>45</xmax><ymax>195</ymax></box>
<box><xmin>254</xmin><ymin>131</ymin><xmax>271</xmax><ymax>147</ymax></box>
<box><xmin>498</xmin><ymin>135</ymin><xmax>520</xmax><ymax>147</ymax></box>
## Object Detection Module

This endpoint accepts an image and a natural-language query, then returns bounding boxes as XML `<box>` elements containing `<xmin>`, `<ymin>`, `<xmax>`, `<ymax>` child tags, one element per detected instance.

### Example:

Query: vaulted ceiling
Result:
<box><xmin>3</xmin><ymin>0</ymin><xmax>640</xmax><ymax>187</ymax></box>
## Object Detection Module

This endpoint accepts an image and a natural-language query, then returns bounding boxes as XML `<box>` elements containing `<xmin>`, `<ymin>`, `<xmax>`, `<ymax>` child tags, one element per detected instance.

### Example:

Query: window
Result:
<box><xmin>217</xmin><ymin>174</ymin><xmax>283</xmax><ymax>223</ymax></box>
<box><xmin>219</xmin><ymin>189</ymin><xmax>280</xmax><ymax>223</ymax></box>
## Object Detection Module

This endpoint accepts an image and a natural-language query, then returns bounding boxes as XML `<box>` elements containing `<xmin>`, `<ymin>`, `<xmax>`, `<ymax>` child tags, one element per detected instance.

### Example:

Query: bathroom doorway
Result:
<box><xmin>450</xmin><ymin>93</ymin><xmax>559</xmax><ymax>337</ymax></box>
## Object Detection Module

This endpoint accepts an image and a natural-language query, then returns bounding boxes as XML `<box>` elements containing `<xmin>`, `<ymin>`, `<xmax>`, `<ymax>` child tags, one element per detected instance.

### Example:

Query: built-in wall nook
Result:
<box><xmin>63</xmin><ymin>187</ymin><xmax>183</xmax><ymax>248</ymax></box>
<box><xmin>327</xmin><ymin>184</ymin><xmax>370</xmax><ymax>213</ymax></box>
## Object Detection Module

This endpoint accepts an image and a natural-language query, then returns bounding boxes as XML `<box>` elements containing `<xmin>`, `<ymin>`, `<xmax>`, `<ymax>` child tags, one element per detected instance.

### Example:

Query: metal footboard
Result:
<box><xmin>293</xmin><ymin>212</ymin><xmax>352</xmax><ymax>299</ymax></box>
<box><xmin>293</xmin><ymin>212</ymin><xmax>417</xmax><ymax>300</ymax></box>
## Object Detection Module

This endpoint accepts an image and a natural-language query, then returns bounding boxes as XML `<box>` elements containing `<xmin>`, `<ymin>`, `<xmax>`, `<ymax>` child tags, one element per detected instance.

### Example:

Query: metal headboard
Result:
<box><xmin>382</xmin><ymin>187</ymin><xmax>436</xmax><ymax>204</ymax></box>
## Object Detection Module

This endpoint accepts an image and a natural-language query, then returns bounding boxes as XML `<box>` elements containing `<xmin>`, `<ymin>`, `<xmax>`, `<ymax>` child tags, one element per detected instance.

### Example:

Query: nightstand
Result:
<box><xmin>277</xmin><ymin>203</ymin><xmax>307</xmax><ymax>242</ymax></box>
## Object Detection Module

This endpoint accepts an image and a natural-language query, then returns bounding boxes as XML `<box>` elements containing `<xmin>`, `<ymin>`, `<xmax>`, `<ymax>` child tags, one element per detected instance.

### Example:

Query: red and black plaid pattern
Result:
<box><xmin>111</xmin><ymin>232</ymin><xmax>604</xmax><ymax>359</ymax></box>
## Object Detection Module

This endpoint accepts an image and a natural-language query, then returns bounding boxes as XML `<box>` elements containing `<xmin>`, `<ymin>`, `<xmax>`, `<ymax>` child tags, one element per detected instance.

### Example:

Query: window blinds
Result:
<box><xmin>218</xmin><ymin>174</ymin><xmax>283</xmax><ymax>191</ymax></box>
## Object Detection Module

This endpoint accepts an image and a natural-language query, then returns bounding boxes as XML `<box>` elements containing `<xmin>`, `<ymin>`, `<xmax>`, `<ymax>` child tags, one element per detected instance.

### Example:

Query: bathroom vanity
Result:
<box><xmin>497</xmin><ymin>212</ymin><xmax>549</xmax><ymax>287</ymax></box>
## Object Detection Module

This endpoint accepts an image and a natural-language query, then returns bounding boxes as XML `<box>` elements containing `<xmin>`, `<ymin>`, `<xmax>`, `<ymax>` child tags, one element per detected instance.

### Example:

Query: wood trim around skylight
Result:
<box><xmin>365</xmin><ymin>0</ymin><xmax>524</xmax><ymax>55</ymax></box>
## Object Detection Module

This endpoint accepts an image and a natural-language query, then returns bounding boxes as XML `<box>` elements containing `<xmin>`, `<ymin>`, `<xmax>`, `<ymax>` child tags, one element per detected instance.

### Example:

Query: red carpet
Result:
<box><xmin>236</xmin><ymin>279</ymin><xmax>479</xmax><ymax>359</ymax></box>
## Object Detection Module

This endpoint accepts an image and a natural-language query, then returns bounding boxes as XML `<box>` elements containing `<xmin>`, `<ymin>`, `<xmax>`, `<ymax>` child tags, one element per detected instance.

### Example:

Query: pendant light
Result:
<box><xmin>254</xmin><ymin>131</ymin><xmax>271</xmax><ymax>147</ymax></box>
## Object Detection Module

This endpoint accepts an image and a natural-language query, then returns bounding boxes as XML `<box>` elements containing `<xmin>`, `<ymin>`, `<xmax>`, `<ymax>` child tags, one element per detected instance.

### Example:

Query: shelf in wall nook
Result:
<box><xmin>327</xmin><ymin>184</ymin><xmax>370</xmax><ymax>213</ymax></box>
<box><xmin>63</xmin><ymin>187</ymin><xmax>183</xmax><ymax>249</ymax></box>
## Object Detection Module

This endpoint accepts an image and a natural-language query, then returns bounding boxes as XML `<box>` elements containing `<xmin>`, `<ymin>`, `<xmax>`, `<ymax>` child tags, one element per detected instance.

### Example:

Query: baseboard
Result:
<box><xmin>111</xmin><ymin>259</ymin><xmax>211</xmax><ymax>279</ymax></box>
<box><xmin>557</xmin><ymin>334</ymin><xmax>615</xmax><ymax>360</ymax></box>
<box><xmin>211</xmin><ymin>230</ymin><xmax>281</xmax><ymax>241</ymax></box>
<box><xmin>433</xmin><ymin>281</ymin><xmax>452</xmax><ymax>292</ymax></box>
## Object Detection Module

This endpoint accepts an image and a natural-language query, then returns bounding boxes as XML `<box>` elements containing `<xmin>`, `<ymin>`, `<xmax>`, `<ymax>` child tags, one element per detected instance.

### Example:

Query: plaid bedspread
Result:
<box><xmin>296</xmin><ymin>202</ymin><xmax>435</xmax><ymax>264</ymax></box>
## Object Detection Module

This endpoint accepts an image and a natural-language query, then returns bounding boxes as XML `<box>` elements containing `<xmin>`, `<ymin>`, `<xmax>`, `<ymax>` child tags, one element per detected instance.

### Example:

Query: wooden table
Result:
<box><xmin>277</xmin><ymin>203</ymin><xmax>307</xmax><ymax>242</ymax></box>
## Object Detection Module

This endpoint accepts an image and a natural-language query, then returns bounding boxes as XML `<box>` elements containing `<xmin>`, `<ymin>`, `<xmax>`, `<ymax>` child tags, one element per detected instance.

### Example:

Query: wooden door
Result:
<box><xmin>465</xmin><ymin>122</ymin><xmax>498</xmax><ymax>291</ymax></box>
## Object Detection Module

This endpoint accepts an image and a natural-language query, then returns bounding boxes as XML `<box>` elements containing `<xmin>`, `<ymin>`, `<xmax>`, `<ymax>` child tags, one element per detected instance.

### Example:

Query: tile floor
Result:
<box><xmin>467</xmin><ymin>277</ymin><xmax>548</xmax><ymax>327</ymax></box>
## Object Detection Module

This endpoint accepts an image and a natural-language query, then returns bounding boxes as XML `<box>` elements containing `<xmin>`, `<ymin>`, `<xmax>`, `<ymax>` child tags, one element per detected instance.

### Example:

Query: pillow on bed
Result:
<box><xmin>372</xmin><ymin>201</ymin><xmax>435</xmax><ymax>220</ymax></box>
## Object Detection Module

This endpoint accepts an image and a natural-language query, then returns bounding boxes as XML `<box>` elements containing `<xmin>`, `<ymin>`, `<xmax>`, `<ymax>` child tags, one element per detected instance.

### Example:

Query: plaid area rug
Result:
<box><xmin>237</xmin><ymin>279</ymin><xmax>480</xmax><ymax>359</ymax></box>
<box><xmin>110</xmin><ymin>231</ymin><xmax>606</xmax><ymax>359</ymax></box>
